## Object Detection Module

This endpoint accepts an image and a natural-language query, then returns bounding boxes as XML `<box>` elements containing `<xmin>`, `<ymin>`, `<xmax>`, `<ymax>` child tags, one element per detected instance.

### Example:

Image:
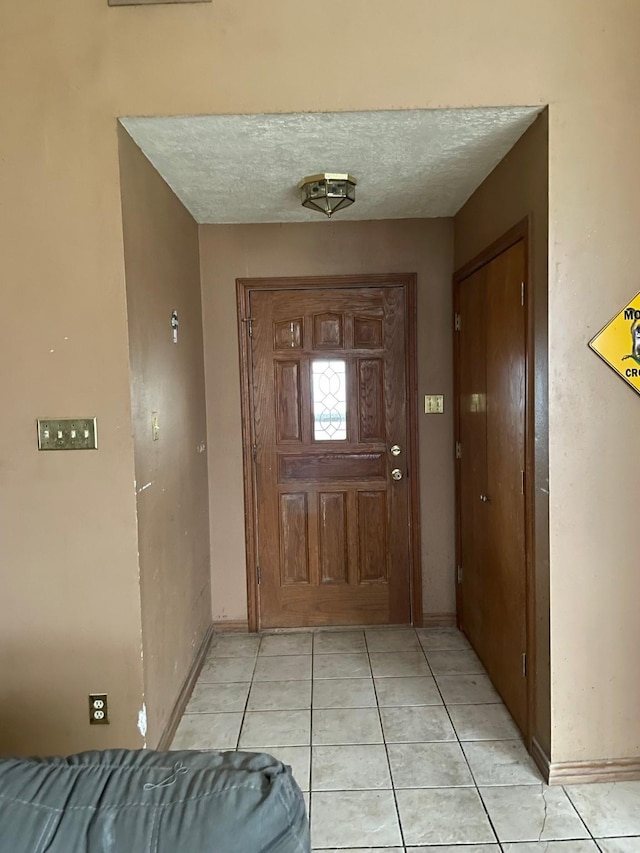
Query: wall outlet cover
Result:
<box><xmin>89</xmin><ymin>693</ymin><xmax>109</xmax><ymax>725</ymax></box>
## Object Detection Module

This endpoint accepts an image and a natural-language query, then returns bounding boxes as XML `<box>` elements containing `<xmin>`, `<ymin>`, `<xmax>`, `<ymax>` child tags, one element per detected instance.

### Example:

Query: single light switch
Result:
<box><xmin>424</xmin><ymin>394</ymin><xmax>444</xmax><ymax>414</ymax></box>
<box><xmin>37</xmin><ymin>418</ymin><xmax>98</xmax><ymax>450</ymax></box>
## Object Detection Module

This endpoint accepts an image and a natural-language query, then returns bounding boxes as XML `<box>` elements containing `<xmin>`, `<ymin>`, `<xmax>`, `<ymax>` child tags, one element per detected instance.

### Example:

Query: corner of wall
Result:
<box><xmin>118</xmin><ymin>124</ymin><xmax>212</xmax><ymax>746</ymax></box>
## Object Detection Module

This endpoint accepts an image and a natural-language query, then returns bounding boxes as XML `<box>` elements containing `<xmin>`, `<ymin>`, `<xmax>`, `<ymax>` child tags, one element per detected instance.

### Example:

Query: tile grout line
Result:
<box><xmin>308</xmin><ymin>634</ymin><xmax>315</xmax><ymax>831</ymax></box>
<box><xmin>364</xmin><ymin>628</ymin><xmax>409</xmax><ymax>852</ymax></box>
<box><xmin>234</xmin><ymin>634</ymin><xmax>262</xmax><ymax>751</ymax></box>
<box><xmin>416</xmin><ymin>628</ymin><xmax>505</xmax><ymax>851</ymax></box>
<box><xmin>562</xmin><ymin>783</ymin><xmax>601</xmax><ymax>847</ymax></box>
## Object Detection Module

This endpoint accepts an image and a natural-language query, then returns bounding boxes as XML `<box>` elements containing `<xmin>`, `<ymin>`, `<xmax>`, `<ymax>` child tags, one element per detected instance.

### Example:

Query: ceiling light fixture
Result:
<box><xmin>298</xmin><ymin>173</ymin><xmax>357</xmax><ymax>218</ymax></box>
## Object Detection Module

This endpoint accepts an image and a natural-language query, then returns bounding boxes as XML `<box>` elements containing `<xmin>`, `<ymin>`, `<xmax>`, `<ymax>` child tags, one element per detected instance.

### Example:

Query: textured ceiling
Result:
<box><xmin>121</xmin><ymin>107</ymin><xmax>541</xmax><ymax>224</ymax></box>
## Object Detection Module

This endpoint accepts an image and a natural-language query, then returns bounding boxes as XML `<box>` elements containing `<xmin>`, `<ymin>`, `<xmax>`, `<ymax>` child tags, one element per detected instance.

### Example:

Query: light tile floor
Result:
<box><xmin>172</xmin><ymin>627</ymin><xmax>640</xmax><ymax>851</ymax></box>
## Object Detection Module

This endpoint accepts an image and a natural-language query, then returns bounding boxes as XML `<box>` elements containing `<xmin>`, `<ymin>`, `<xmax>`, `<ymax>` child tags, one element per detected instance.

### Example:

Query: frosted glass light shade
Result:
<box><xmin>298</xmin><ymin>173</ymin><xmax>357</xmax><ymax>217</ymax></box>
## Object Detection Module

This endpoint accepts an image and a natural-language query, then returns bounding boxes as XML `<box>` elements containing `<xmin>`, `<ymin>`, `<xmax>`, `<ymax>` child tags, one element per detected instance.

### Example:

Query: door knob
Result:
<box><xmin>390</xmin><ymin>444</ymin><xmax>402</xmax><ymax>456</ymax></box>
<box><xmin>391</xmin><ymin>468</ymin><xmax>403</xmax><ymax>481</ymax></box>
<box><xmin>480</xmin><ymin>494</ymin><xmax>491</xmax><ymax>502</ymax></box>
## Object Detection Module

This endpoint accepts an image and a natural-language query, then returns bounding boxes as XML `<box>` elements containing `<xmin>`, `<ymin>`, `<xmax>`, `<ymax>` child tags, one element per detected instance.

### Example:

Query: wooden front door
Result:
<box><xmin>456</xmin><ymin>238</ymin><xmax>528</xmax><ymax>735</ymax></box>
<box><xmin>245</xmin><ymin>280</ymin><xmax>414</xmax><ymax>629</ymax></box>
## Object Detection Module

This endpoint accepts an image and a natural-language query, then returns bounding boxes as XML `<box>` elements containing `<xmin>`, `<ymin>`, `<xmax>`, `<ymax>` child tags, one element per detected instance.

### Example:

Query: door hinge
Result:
<box><xmin>521</xmin><ymin>469</ymin><xmax>525</xmax><ymax>494</ymax></box>
<box><xmin>457</xmin><ymin>565</ymin><xmax>463</xmax><ymax>584</ymax></box>
<box><xmin>241</xmin><ymin>317</ymin><xmax>253</xmax><ymax>337</ymax></box>
<box><xmin>257</xmin><ymin>566</ymin><xmax>262</xmax><ymax>585</ymax></box>
<box><xmin>252</xmin><ymin>443</ymin><xmax>257</xmax><ymax>462</ymax></box>
<box><xmin>454</xmin><ymin>313</ymin><xmax>461</xmax><ymax>332</ymax></box>
<box><xmin>521</xmin><ymin>281</ymin><xmax>525</xmax><ymax>306</ymax></box>
<box><xmin>455</xmin><ymin>441</ymin><xmax>462</xmax><ymax>459</ymax></box>
<box><xmin>522</xmin><ymin>652</ymin><xmax>527</xmax><ymax>677</ymax></box>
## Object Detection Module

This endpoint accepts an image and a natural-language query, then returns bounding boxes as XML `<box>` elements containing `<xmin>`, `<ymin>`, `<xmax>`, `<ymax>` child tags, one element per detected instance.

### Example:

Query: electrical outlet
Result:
<box><xmin>89</xmin><ymin>694</ymin><xmax>109</xmax><ymax>725</ymax></box>
<box><xmin>38</xmin><ymin>418</ymin><xmax>97</xmax><ymax>450</ymax></box>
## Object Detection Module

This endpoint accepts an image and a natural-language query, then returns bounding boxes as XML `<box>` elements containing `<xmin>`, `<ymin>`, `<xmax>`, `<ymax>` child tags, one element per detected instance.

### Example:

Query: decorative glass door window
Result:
<box><xmin>312</xmin><ymin>360</ymin><xmax>347</xmax><ymax>441</ymax></box>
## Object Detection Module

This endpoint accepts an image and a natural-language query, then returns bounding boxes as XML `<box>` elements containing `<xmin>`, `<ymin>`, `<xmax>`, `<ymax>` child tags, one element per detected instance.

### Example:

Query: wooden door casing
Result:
<box><xmin>237</xmin><ymin>276</ymin><xmax>421</xmax><ymax>631</ymax></box>
<box><xmin>457</xmin><ymin>264</ymin><xmax>488</xmax><ymax>663</ymax></box>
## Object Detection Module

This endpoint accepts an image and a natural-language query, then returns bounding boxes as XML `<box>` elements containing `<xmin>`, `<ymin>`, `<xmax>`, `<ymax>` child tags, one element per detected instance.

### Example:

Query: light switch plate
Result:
<box><xmin>424</xmin><ymin>394</ymin><xmax>444</xmax><ymax>414</ymax></box>
<box><xmin>37</xmin><ymin>418</ymin><xmax>98</xmax><ymax>450</ymax></box>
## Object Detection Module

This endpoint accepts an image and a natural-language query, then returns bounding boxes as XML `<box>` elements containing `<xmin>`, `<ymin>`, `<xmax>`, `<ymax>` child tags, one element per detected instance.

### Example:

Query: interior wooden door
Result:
<box><xmin>457</xmin><ymin>239</ymin><xmax>528</xmax><ymax>735</ymax></box>
<box><xmin>484</xmin><ymin>241</ymin><xmax>527</xmax><ymax>731</ymax></box>
<box><xmin>250</xmin><ymin>284</ymin><xmax>411</xmax><ymax>628</ymax></box>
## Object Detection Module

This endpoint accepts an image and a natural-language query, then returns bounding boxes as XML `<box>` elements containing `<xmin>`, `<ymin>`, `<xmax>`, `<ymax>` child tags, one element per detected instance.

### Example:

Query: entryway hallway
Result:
<box><xmin>171</xmin><ymin>627</ymin><xmax>640</xmax><ymax>849</ymax></box>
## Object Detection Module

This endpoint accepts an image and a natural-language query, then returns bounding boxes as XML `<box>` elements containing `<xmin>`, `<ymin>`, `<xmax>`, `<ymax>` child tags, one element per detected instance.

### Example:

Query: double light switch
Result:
<box><xmin>424</xmin><ymin>395</ymin><xmax>444</xmax><ymax>414</ymax></box>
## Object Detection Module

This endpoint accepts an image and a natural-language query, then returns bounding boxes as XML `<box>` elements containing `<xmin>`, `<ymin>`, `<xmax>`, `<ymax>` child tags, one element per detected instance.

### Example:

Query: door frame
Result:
<box><xmin>237</xmin><ymin>273</ymin><xmax>422</xmax><ymax>633</ymax></box>
<box><xmin>453</xmin><ymin>218</ymin><xmax>536</xmax><ymax>745</ymax></box>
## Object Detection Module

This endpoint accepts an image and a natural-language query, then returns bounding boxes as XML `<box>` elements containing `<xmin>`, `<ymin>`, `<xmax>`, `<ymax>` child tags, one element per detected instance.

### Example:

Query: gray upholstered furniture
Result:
<box><xmin>0</xmin><ymin>748</ymin><xmax>309</xmax><ymax>852</ymax></box>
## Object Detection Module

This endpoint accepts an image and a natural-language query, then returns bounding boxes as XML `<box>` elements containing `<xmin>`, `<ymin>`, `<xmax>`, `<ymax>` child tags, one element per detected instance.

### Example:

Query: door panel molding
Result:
<box><xmin>453</xmin><ymin>218</ymin><xmax>536</xmax><ymax>746</ymax></box>
<box><xmin>237</xmin><ymin>274</ymin><xmax>422</xmax><ymax>631</ymax></box>
<box><xmin>278</xmin><ymin>452</ymin><xmax>386</xmax><ymax>483</ymax></box>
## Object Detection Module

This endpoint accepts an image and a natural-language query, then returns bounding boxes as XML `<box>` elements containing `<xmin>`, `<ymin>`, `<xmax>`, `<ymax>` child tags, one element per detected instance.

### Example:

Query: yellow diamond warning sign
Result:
<box><xmin>589</xmin><ymin>291</ymin><xmax>640</xmax><ymax>395</ymax></box>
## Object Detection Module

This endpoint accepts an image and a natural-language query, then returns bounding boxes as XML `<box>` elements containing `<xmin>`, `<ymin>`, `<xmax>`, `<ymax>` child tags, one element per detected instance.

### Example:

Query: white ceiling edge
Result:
<box><xmin>121</xmin><ymin>106</ymin><xmax>543</xmax><ymax>225</ymax></box>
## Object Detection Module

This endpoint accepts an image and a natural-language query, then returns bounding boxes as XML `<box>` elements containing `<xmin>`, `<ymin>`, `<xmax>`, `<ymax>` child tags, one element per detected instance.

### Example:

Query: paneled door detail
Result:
<box><xmin>249</xmin><ymin>285</ymin><xmax>412</xmax><ymax>628</ymax></box>
<box><xmin>457</xmin><ymin>239</ymin><xmax>528</xmax><ymax>735</ymax></box>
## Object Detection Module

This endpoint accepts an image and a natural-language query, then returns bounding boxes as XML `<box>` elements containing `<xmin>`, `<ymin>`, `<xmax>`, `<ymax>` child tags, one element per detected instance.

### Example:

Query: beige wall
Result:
<box><xmin>119</xmin><ymin>129</ymin><xmax>211</xmax><ymax>746</ymax></box>
<box><xmin>2</xmin><ymin>0</ymin><xmax>640</xmax><ymax>764</ymax></box>
<box><xmin>455</xmin><ymin>113</ymin><xmax>550</xmax><ymax>754</ymax></box>
<box><xmin>199</xmin><ymin>220</ymin><xmax>455</xmax><ymax>624</ymax></box>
